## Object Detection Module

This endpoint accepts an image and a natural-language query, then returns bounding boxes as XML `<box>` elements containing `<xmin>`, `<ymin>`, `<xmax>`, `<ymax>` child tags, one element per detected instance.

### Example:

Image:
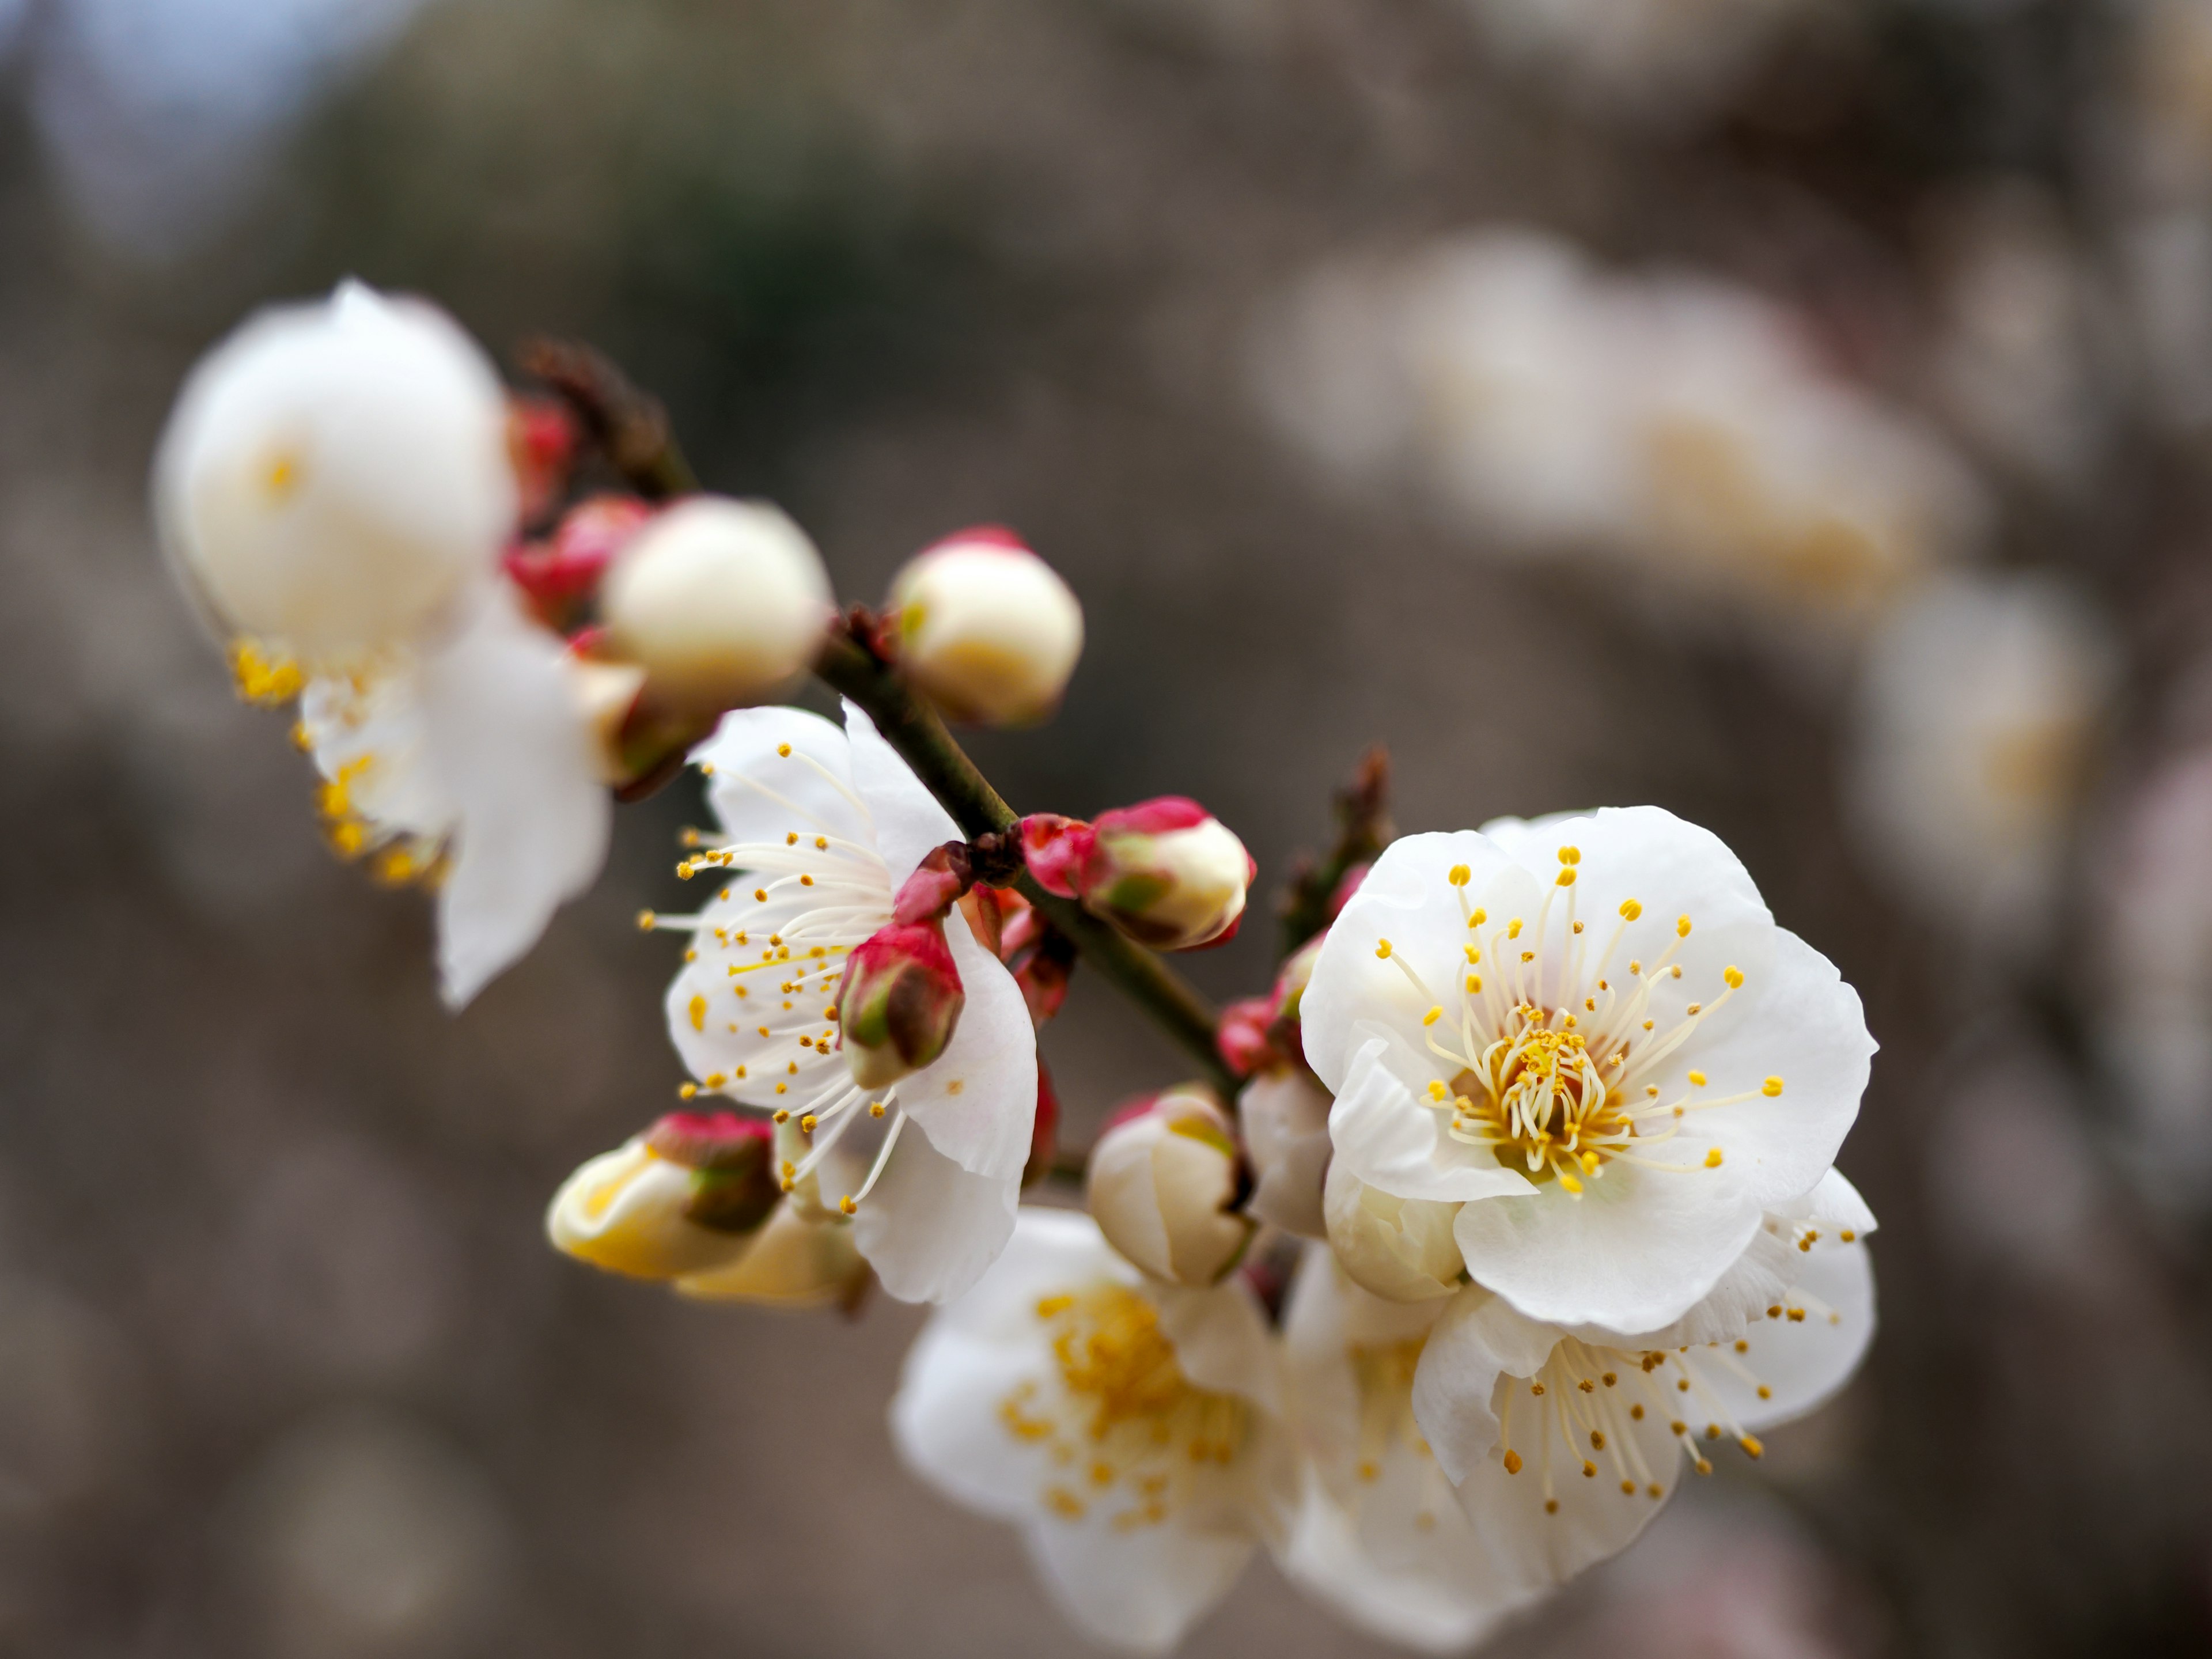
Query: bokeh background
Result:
<box><xmin>2</xmin><ymin>0</ymin><xmax>2210</xmax><ymax>1654</ymax></box>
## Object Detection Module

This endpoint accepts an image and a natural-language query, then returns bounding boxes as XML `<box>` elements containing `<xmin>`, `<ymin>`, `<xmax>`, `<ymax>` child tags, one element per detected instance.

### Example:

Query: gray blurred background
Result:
<box><xmin>2</xmin><ymin>0</ymin><xmax>2210</xmax><ymax>1654</ymax></box>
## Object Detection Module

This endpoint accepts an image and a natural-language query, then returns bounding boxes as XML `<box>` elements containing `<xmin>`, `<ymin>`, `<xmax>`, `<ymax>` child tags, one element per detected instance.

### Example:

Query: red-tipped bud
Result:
<box><xmin>1042</xmin><ymin>798</ymin><xmax>1255</xmax><ymax>952</ymax></box>
<box><xmin>1217</xmin><ymin>996</ymin><xmax>1282</xmax><ymax>1078</ymax></box>
<box><xmin>892</xmin><ymin>843</ymin><xmax>975</xmax><ymax>926</ymax></box>
<box><xmin>505</xmin><ymin>494</ymin><xmax>654</xmax><ymax>633</ymax></box>
<box><xmin>507</xmin><ymin>393</ymin><xmax>579</xmax><ymax>527</ymax></box>
<box><xmin>833</xmin><ymin>920</ymin><xmax>965</xmax><ymax>1089</ymax></box>
<box><xmin>546</xmin><ymin>1111</ymin><xmax>780</xmax><ymax>1279</ymax></box>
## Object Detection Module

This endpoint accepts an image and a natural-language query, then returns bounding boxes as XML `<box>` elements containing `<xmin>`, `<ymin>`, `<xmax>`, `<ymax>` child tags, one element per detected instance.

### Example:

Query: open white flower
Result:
<box><xmin>1277</xmin><ymin>1248</ymin><xmax>1540</xmax><ymax>1653</ymax></box>
<box><xmin>1302</xmin><ymin>807</ymin><xmax>1873</xmax><ymax>1332</ymax></box>
<box><xmin>647</xmin><ymin>702</ymin><xmax>1037</xmax><ymax>1304</ymax></box>
<box><xmin>891</xmin><ymin>1208</ymin><xmax>1297</xmax><ymax>1654</ymax></box>
<box><xmin>156</xmin><ymin>281</ymin><xmax>609</xmax><ymax>1007</ymax></box>
<box><xmin>1408</xmin><ymin>1172</ymin><xmax>1877</xmax><ymax>1590</ymax></box>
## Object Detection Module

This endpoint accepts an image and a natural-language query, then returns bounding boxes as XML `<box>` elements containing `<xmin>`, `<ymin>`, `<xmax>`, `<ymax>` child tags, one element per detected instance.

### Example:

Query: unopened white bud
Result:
<box><xmin>602</xmin><ymin>497</ymin><xmax>835</xmax><ymax>710</ymax></box>
<box><xmin>1321</xmin><ymin>1161</ymin><xmax>1462</xmax><ymax>1302</ymax></box>
<box><xmin>675</xmin><ymin>1204</ymin><xmax>870</xmax><ymax>1307</ymax></box>
<box><xmin>1086</xmin><ymin>1084</ymin><xmax>1255</xmax><ymax>1286</ymax></box>
<box><xmin>1239</xmin><ymin>1069</ymin><xmax>1332</xmax><ymax>1239</ymax></box>
<box><xmin>546</xmin><ymin>1114</ymin><xmax>779</xmax><ymax>1280</ymax></box>
<box><xmin>888</xmin><ymin>530</ymin><xmax>1084</xmax><ymax>725</ymax></box>
<box><xmin>154</xmin><ymin>281</ymin><xmax>516</xmax><ymax>660</ymax></box>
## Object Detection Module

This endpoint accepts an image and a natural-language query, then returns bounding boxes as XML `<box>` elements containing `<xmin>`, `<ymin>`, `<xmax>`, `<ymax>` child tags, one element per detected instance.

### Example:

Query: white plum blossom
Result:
<box><xmin>1409</xmin><ymin>1173</ymin><xmax>1877</xmax><ymax>1589</ymax></box>
<box><xmin>154</xmin><ymin>280</ymin><xmax>610</xmax><ymax>1007</ymax></box>
<box><xmin>648</xmin><ymin>703</ymin><xmax>1039</xmax><ymax>1304</ymax></box>
<box><xmin>1848</xmin><ymin>573</ymin><xmax>2117</xmax><ymax>961</ymax></box>
<box><xmin>1277</xmin><ymin>1248</ymin><xmax>1540</xmax><ymax>1652</ymax></box>
<box><xmin>892</xmin><ymin>1209</ymin><xmax>1298</xmax><ymax>1653</ymax></box>
<box><xmin>1301</xmin><ymin>807</ymin><xmax>1873</xmax><ymax>1333</ymax></box>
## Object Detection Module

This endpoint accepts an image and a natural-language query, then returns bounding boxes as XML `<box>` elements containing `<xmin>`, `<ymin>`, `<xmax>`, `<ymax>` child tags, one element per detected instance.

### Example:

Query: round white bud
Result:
<box><xmin>601</xmin><ymin>497</ymin><xmax>835</xmax><ymax>710</ymax></box>
<box><xmin>154</xmin><ymin>281</ymin><xmax>516</xmax><ymax>660</ymax></box>
<box><xmin>1321</xmin><ymin>1161</ymin><xmax>1463</xmax><ymax>1302</ymax></box>
<box><xmin>545</xmin><ymin>1139</ymin><xmax>755</xmax><ymax>1281</ymax></box>
<box><xmin>1086</xmin><ymin>1084</ymin><xmax>1255</xmax><ymax>1286</ymax></box>
<box><xmin>887</xmin><ymin>532</ymin><xmax>1084</xmax><ymax>725</ymax></box>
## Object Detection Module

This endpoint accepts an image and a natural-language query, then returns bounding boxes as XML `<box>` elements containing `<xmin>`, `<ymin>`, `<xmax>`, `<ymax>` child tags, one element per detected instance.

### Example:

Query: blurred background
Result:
<box><xmin>1</xmin><ymin>0</ymin><xmax>2210</xmax><ymax>1653</ymax></box>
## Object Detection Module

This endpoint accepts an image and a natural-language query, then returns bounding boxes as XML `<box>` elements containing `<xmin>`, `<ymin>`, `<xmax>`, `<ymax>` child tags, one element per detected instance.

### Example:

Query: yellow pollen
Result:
<box><xmin>687</xmin><ymin>996</ymin><xmax>706</xmax><ymax>1032</ymax></box>
<box><xmin>677</xmin><ymin>1082</ymin><xmax>697</xmax><ymax>1100</ymax></box>
<box><xmin>1422</xmin><ymin>1006</ymin><xmax>1443</xmax><ymax>1027</ymax></box>
<box><xmin>1688</xmin><ymin>1071</ymin><xmax>1706</xmax><ymax>1086</ymax></box>
<box><xmin>1448</xmin><ymin>864</ymin><xmax>1471</xmax><ymax>887</ymax></box>
<box><xmin>1471</xmin><ymin>908</ymin><xmax>1487</xmax><ymax>926</ymax></box>
<box><xmin>1556</xmin><ymin>869</ymin><xmax>1576</xmax><ymax>888</ymax></box>
<box><xmin>1503</xmin><ymin>1449</ymin><xmax>1522</xmax><ymax>1474</ymax></box>
<box><xmin>1620</xmin><ymin>899</ymin><xmax>1642</xmax><ymax>920</ymax></box>
<box><xmin>1467</xmin><ymin>975</ymin><xmax>1482</xmax><ymax>993</ymax></box>
<box><xmin>778</xmin><ymin>744</ymin><xmax>792</xmax><ymax>757</ymax></box>
<box><xmin>1724</xmin><ymin>965</ymin><xmax>1744</xmax><ymax>988</ymax></box>
<box><xmin>1704</xmin><ymin>1148</ymin><xmax>1724</xmax><ymax>1168</ymax></box>
<box><xmin>636</xmin><ymin>910</ymin><xmax>656</xmax><ymax>931</ymax></box>
<box><xmin>839</xmin><ymin>1195</ymin><xmax>858</xmax><ymax>1215</ymax></box>
<box><xmin>1558</xmin><ymin>846</ymin><xmax>1580</xmax><ymax>865</ymax></box>
<box><xmin>1376</xmin><ymin>939</ymin><xmax>1392</xmax><ymax>960</ymax></box>
<box><xmin>1763</xmin><ymin>1077</ymin><xmax>1785</xmax><ymax>1097</ymax></box>
<box><xmin>1677</xmin><ymin>915</ymin><xmax>1692</xmax><ymax>937</ymax></box>
<box><xmin>1508</xmin><ymin>919</ymin><xmax>1523</xmax><ymax>940</ymax></box>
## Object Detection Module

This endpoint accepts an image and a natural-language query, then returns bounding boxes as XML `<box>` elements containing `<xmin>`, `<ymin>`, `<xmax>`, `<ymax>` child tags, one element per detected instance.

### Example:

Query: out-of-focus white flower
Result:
<box><xmin>1410</xmin><ymin>1175</ymin><xmax>1877</xmax><ymax>1590</ymax></box>
<box><xmin>648</xmin><ymin>703</ymin><xmax>1037</xmax><ymax>1304</ymax></box>
<box><xmin>1465</xmin><ymin>0</ymin><xmax>1810</xmax><ymax>130</ymax></box>
<box><xmin>2096</xmin><ymin>744</ymin><xmax>2212</xmax><ymax>1211</ymax></box>
<box><xmin>154</xmin><ymin>282</ymin><xmax>610</xmax><ymax>1007</ymax></box>
<box><xmin>600</xmin><ymin>498</ymin><xmax>835</xmax><ymax>711</ymax></box>
<box><xmin>891</xmin><ymin>1209</ymin><xmax>1298</xmax><ymax>1654</ymax></box>
<box><xmin>1253</xmin><ymin>232</ymin><xmax>1986</xmax><ymax>640</ymax></box>
<box><xmin>157</xmin><ymin>281</ymin><xmax>514</xmax><ymax>658</ymax></box>
<box><xmin>1928</xmin><ymin>187</ymin><xmax>2116</xmax><ymax>490</ymax></box>
<box><xmin>1276</xmin><ymin>1249</ymin><xmax>1540</xmax><ymax>1652</ymax></box>
<box><xmin>546</xmin><ymin>1112</ymin><xmax>781</xmax><ymax>1281</ymax></box>
<box><xmin>1302</xmin><ymin>809</ymin><xmax>1873</xmax><ymax>1333</ymax></box>
<box><xmin>1240</xmin><ymin>1067</ymin><xmax>1333</xmax><ymax>1239</ymax></box>
<box><xmin>1087</xmin><ymin>1085</ymin><xmax>1256</xmax><ymax>1287</ymax></box>
<box><xmin>888</xmin><ymin>528</ymin><xmax>1085</xmax><ymax>726</ymax></box>
<box><xmin>1847</xmin><ymin>573</ymin><xmax>2117</xmax><ymax>960</ymax></box>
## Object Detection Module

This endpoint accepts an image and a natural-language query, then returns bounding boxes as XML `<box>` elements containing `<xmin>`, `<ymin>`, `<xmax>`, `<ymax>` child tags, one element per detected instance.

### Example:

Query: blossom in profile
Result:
<box><xmin>1848</xmin><ymin>573</ymin><xmax>2116</xmax><ymax>961</ymax></box>
<box><xmin>891</xmin><ymin>1209</ymin><xmax>1298</xmax><ymax>1653</ymax></box>
<box><xmin>545</xmin><ymin>1112</ymin><xmax>780</xmax><ymax>1280</ymax></box>
<box><xmin>648</xmin><ymin>703</ymin><xmax>1038</xmax><ymax>1304</ymax></box>
<box><xmin>1411</xmin><ymin>1175</ymin><xmax>1877</xmax><ymax>1589</ymax></box>
<box><xmin>1301</xmin><ymin>808</ymin><xmax>1873</xmax><ymax>1332</ymax></box>
<box><xmin>1276</xmin><ymin>1249</ymin><xmax>1540</xmax><ymax>1652</ymax></box>
<box><xmin>154</xmin><ymin>280</ymin><xmax>609</xmax><ymax>1006</ymax></box>
<box><xmin>887</xmin><ymin>527</ymin><xmax>1085</xmax><ymax>726</ymax></box>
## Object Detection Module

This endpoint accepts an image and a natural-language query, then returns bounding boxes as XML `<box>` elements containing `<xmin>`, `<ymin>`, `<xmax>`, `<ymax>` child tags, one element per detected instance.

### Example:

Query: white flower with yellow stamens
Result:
<box><xmin>891</xmin><ymin>1209</ymin><xmax>1298</xmax><ymax>1654</ymax></box>
<box><xmin>646</xmin><ymin>702</ymin><xmax>1038</xmax><ymax>1304</ymax></box>
<box><xmin>154</xmin><ymin>281</ymin><xmax>610</xmax><ymax>1007</ymax></box>
<box><xmin>1302</xmin><ymin>806</ymin><xmax>1873</xmax><ymax>1333</ymax></box>
<box><xmin>1275</xmin><ymin>1247</ymin><xmax>1540</xmax><ymax>1653</ymax></box>
<box><xmin>1410</xmin><ymin>1174</ymin><xmax>1877</xmax><ymax>1590</ymax></box>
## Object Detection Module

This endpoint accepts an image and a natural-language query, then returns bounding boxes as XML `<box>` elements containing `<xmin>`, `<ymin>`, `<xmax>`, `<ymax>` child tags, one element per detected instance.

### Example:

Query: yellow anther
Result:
<box><xmin>777</xmin><ymin>744</ymin><xmax>792</xmax><ymax>757</ymax></box>
<box><xmin>1428</xmin><ymin>1080</ymin><xmax>1448</xmax><ymax>1101</ymax></box>
<box><xmin>1464</xmin><ymin>945</ymin><xmax>1480</xmax><ymax>964</ymax></box>
<box><xmin>1422</xmin><ymin>1005</ymin><xmax>1443</xmax><ymax>1027</ymax></box>
<box><xmin>754</xmin><ymin>888</ymin><xmax>768</xmax><ymax>902</ymax></box>
<box><xmin>839</xmin><ymin>1195</ymin><xmax>858</xmax><ymax>1215</ymax></box>
<box><xmin>704</xmin><ymin>1072</ymin><xmax>726</xmax><ymax>1088</ymax></box>
<box><xmin>1375</xmin><ymin>939</ymin><xmax>1393</xmax><ymax>960</ymax></box>
<box><xmin>1508</xmin><ymin>918</ymin><xmax>1523</xmax><ymax>939</ymax></box>
<box><xmin>637</xmin><ymin>910</ymin><xmax>657</xmax><ymax>931</ymax></box>
<box><xmin>1839</xmin><ymin>1229</ymin><xmax>1857</xmax><ymax>1243</ymax></box>
<box><xmin>1688</xmin><ymin>1070</ymin><xmax>1706</xmax><ymax>1086</ymax></box>
<box><xmin>1502</xmin><ymin>1449</ymin><xmax>1522</xmax><ymax>1475</ymax></box>
<box><xmin>1740</xmin><ymin>1435</ymin><xmax>1764</xmax><ymax>1459</ymax></box>
<box><xmin>1762</xmin><ymin>1076</ymin><xmax>1785</xmax><ymax>1097</ymax></box>
<box><xmin>1471</xmin><ymin>908</ymin><xmax>1487</xmax><ymax>926</ymax></box>
<box><xmin>772</xmin><ymin>1109</ymin><xmax>789</xmax><ymax>1123</ymax></box>
<box><xmin>800</xmin><ymin>1114</ymin><xmax>818</xmax><ymax>1132</ymax></box>
<box><xmin>1686</xmin><ymin>1002</ymin><xmax>1702</xmax><ymax>1016</ymax></box>
<box><xmin>1559</xmin><ymin>1172</ymin><xmax>1583</xmax><ymax>1194</ymax></box>
<box><xmin>1676</xmin><ymin>915</ymin><xmax>1692</xmax><ymax>937</ymax></box>
<box><xmin>786</xmin><ymin>832</ymin><xmax>798</xmax><ymax>846</ymax></box>
<box><xmin>1448</xmin><ymin>863</ymin><xmax>1471</xmax><ymax>887</ymax></box>
<box><xmin>1556</xmin><ymin>869</ymin><xmax>1577</xmax><ymax>888</ymax></box>
<box><xmin>1466</xmin><ymin>975</ymin><xmax>1482</xmax><ymax>993</ymax></box>
<box><xmin>870</xmin><ymin>1101</ymin><xmax>887</xmax><ymax>1118</ymax></box>
<box><xmin>687</xmin><ymin>995</ymin><xmax>706</xmax><ymax>1033</ymax></box>
<box><xmin>677</xmin><ymin>1082</ymin><xmax>698</xmax><ymax>1100</ymax></box>
<box><xmin>1620</xmin><ymin>899</ymin><xmax>1642</xmax><ymax>920</ymax></box>
<box><xmin>816</xmin><ymin>836</ymin><xmax>828</xmax><ymax>849</ymax></box>
<box><xmin>800</xmin><ymin>874</ymin><xmax>815</xmax><ymax>887</ymax></box>
<box><xmin>1723</xmin><ymin>965</ymin><xmax>1744</xmax><ymax>988</ymax></box>
<box><xmin>1703</xmin><ymin>1147</ymin><xmax>1724</xmax><ymax>1168</ymax></box>
<box><xmin>1558</xmin><ymin>846</ymin><xmax>1581</xmax><ymax>865</ymax></box>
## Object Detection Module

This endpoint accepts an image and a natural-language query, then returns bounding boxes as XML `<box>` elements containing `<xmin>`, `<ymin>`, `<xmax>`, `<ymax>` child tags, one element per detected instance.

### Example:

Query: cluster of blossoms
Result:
<box><xmin>156</xmin><ymin>281</ymin><xmax>1879</xmax><ymax>1652</ymax></box>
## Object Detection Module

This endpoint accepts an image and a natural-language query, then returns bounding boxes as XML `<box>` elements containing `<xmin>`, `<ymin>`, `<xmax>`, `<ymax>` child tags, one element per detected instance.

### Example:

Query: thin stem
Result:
<box><xmin>815</xmin><ymin>632</ymin><xmax>1238</xmax><ymax>1096</ymax></box>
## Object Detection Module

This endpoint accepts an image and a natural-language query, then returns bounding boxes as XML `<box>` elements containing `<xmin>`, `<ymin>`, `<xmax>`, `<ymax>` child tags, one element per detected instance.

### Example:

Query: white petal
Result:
<box><xmin>1680</xmin><ymin>930</ymin><xmax>1876</xmax><ymax>1206</ymax></box>
<box><xmin>1152</xmin><ymin>1279</ymin><xmax>1283</xmax><ymax>1416</ymax></box>
<box><xmin>1452</xmin><ymin>1159</ymin><xmax>1763</xmax><ymax>1332</ymax></box>
<box><xmin>419</xmin><ymin>593</ymin><xmax>610</xmax><ymax>1007</ymax></box>
<box><xmin>662</xmin><ymin>884</ymin><xmax>868</xmax><ymax>1101</ymax></box>
<box><xmin>1021</xmin><ymin>1504</ymin><xmax>1255</xmax><ymax>1654</ymax></box>
<box><xmin>1283</xmin><ymin>1248</ymin><xmax>1443</xmax><ymax>1492</ymax></box>
<box><xmin>1278</xmin><ymin>1467</ymin><xmax>1534</xmax><ymax>1654</ymax></box>
<box><xmin>1301</xmin><ymin>831</ymin><xmax>1540</xmax><ymax>1091</ymax></box>
<box><xmin>1707</xmin><ymin>1241</ymin><xmax>1876</xmax><ymax>1432</ymax></box>
<box><xmin>925</xmin><ymin>1208</ymin><xmax>1137</xmax><ymax>1346</ymax></box>
<box><xmin>893</xmin><ymin>904</ymin><xmax>1039</xmax><ymax>1181</ymax></box>
<box><xmin>1328</xmin><ymin>1032</ymin><xmax>1535</xmax><ymax>1204</ymax></box>
<box><xmin>1408</xmin><ymin>1283</ymin><xmax>1560</xmax><ymax>1484</ymax></box>
<box><xmin>851</xmin><ymin>1124</ymin><xmax>1020</xmax><ymax>1303</ymax></box>
<box><xmin>1789</xmin><ymin>1165</ymin><xmax>1879</xmax><ymax>1236</ymax></box>
<box><xmin>841</xmin><ymin>699</ymin><xmax>961</xmax><ymax>881</ymax></box>
<box><xmin>1240</xmin><ymin>1070</ymin><xmax>1334</xmax><ymax>1239</ymax></box>
<box><xmin>891</xmin><ymin>1322</ymin><xmax>1063</xmax><ymax>1521</ymax></box>
<box><xmin>691</xmin><ymin>704</ymin><xmax>874</xmax><ymax>849</ymax></box>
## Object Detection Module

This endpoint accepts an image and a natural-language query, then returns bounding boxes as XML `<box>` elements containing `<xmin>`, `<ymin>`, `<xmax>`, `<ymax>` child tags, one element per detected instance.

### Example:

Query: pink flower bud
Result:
<box><xmin>1069</xmin><ymin>798</ymin><xmax>1257</xmax><ymax>952</ymax></box>
<box><xmin>546</xmin><ymin>1111</ymin><xmax>780</xmax><ymax>1279</ymax></box>
<box><xmin>1086</xmin><ymin>1084</ymin><xmax>1256</xmax><ymax>1286</ymax></box>
<box><xmin>1217</xmin><ymin>995</ymin><xmax>1281</xmax><ymax>1078</ymax></box>
<box><xmin>832</xmin><ymin>920</ymin><xmax>965</xmax><ymax>1089</ymax></box>
<box><xmin>891</xmin><ymin>843</ymin><xmax>974</xmax><ymax>926</ymax></box>
<box><xmin>505</xmin><ymin>495</ymin><xmax>653</xmax><ymax>634</ymax></box>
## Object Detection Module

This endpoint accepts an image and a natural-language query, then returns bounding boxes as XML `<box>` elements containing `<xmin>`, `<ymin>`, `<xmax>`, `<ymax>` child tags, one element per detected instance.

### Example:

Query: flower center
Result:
<box><xmin>1374</xmin><ymin>846</ymin><xmax>1786</xmax><ymax>1196</ymax></box>
<box><xmin>998</xmin><ymin>1282</ymin><xmax>1249</xmax><ymax>1531</ymax></box>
